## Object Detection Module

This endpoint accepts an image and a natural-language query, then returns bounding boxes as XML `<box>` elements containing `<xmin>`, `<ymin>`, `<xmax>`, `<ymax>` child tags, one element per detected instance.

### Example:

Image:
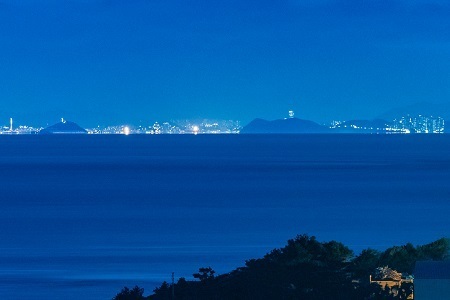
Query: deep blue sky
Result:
<box><xmin>1</xmin><ymin>0</ymin><xmax>450</xmax><ymax>127</ymax></box>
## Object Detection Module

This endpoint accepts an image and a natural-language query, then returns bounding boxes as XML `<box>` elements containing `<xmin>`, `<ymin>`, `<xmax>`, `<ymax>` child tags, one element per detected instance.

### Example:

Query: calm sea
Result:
<box><xmin>0</xmin><ymin>135</ymin><xmax>449</xmax><ymax>299</ymax></box>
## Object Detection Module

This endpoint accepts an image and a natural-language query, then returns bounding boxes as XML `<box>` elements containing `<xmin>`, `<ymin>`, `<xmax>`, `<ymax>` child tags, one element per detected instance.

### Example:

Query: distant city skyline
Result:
<box><xmin>1</xmin><ymin>1</ymin><xmax>450</xmax><ymax>126</ymax></box>
<box><xmin>1</xmin><ymin>112</ymin><xmax>445</xmax><ymax>135</ymax></box>
<box><xmin>3</xmin><ymin>100</ymin><xmax>450</xmax><ymax>129</ymax></box>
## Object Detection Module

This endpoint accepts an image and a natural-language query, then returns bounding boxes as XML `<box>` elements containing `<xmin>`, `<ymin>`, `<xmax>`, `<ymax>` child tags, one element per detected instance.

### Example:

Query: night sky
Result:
<box><xmin>1</xmin><ymin>0</ymin><xmax>450</xmax><ymax>127</ymax></box>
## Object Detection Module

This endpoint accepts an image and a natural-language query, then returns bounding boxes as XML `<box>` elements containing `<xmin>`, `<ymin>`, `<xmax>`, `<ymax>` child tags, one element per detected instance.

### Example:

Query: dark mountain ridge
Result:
<box><xmin>39</xmin><ymin>121</ymin><xmax>87</xmax><ymax>134</ymax></box>
<box><xmin>377</xmin><ymin>101</ymin><xmax>450</xmax><ymax>120</ymax></box>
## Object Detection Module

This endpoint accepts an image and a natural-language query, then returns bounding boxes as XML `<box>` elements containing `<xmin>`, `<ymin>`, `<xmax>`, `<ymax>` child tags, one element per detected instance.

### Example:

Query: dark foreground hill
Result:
<box><xmin>240</xmin><ymin>118</ymin><xmax>331</xmax><ymax>134</ymax></box>
<box><xmin>39</xmin><ymin>121</ymin><xmax>87</xmax><ymax>134</ymax></box>
<box><xmin>113</xmin><ymin>235</ymin><xmax>449</xmax><ymax>300</ymax></box>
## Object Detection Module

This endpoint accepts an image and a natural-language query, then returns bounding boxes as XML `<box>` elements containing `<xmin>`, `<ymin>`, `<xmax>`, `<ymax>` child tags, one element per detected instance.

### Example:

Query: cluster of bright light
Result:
<box><xmin>288</xmin><ymin>110</ymin><xmax>294</xmax><ymax>118</ymax></box>
<box><xmin>123</xmin><ymin>126</ymin><xmax>130</xmax><ymax>135</ymax></box>
<box><xmin>83</xmin><ymin>120</ymin><xmax>241</xmax><ymax>134</ymax></box>
<box><xmin>392</xmin><ymin>115</ymin><xmax>444</xmax><ymax>133</ymax></box>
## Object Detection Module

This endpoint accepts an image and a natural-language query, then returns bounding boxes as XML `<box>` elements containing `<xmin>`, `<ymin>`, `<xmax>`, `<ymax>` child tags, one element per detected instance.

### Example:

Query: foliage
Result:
<box><xmin>379</xmin><ymin>243</ymin><xmax>418</xmax><ymax>273</ymax></box>
<box><xmin>151</xmin><ymin>281</ymin><xmax>173</xmax><ymax>299</ymax></box>
<box><xmin>112</xmin><ymin>286</ymin><xmax>145</xmax><ymax>300</ymax></box>
<box><xmin>119</xmin><ymin>235</ymin><xmax>449</xmax><ymax>300</ymax></box>
<box><xmin>193</xmin><ymin>267</ymin><xmax>215</xmax><ymax>283</ymax></box>
<box><xmin>417</xmin><ymin>237</ymin><xmax>449</xmax><ymax>260</ymax></box>
<box><xmin>378</xmin><ymin>238</ymin><xmax>449</xmax><ymax>273</ymax></box>
<box><xmin>352</xmin><ymin>248</ymin><xmax>381</xmax><ymax>279</ymax></box>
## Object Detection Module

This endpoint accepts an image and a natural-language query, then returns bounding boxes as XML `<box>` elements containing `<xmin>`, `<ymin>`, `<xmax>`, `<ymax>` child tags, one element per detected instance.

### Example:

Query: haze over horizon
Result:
<box><xmin>1</xmin><ymin>0</ymin><xmax>450</xmax><ymax>127</ymax></box>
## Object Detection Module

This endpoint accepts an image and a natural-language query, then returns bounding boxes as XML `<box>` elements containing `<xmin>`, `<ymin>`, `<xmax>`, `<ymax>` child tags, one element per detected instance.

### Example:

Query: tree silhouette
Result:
<box><xmin>193</xmin><ymin>267</ymin><xmax>215</xmax><ymax>283</ymax></box>
<box><xmin>351</xmin><ymin>248</ymin><xmax>381</xmax><ymax>278</ymax></box>
<box><xmin>116</xmin><ymin>236</ymin><xmax>449</xmax><ymax>300</ymax></box>
<box><xmin>112</xmin><ymin>286</ymin><xmax>145</xmax><ymax>300</ymax></box>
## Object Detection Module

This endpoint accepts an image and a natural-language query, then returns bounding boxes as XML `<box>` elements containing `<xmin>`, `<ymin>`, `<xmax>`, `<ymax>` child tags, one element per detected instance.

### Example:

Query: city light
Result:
<box><xmin>0</xmin><ymin>115</ymin><xmax>445</xmax><ymax>135</ymax></box>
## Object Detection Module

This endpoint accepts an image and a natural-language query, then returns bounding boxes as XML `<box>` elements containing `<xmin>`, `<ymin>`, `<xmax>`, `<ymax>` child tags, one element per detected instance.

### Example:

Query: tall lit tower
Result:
<box><xmin>9</xmin><ymin>118</ymin><xmax>13</xmax><ymax>131</ymax></box>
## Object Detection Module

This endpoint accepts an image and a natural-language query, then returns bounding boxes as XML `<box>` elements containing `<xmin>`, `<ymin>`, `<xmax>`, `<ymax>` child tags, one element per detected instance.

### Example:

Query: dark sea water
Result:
<box><xmin>0</xmin><ymin>134</ymin><xmax>449</xmax><ymax>299</ymax></box>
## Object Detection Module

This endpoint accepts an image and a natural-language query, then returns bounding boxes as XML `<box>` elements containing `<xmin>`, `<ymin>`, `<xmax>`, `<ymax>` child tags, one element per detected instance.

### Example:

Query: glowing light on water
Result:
<box><xmin>123</xmin><ymin>126</ymin><xmax>130</xmax><ymax>135</ymax></box>
<box><xmin>192</xmin><ymin>126</ymin><xmax>199</xmax><ymax>135</ymax></box>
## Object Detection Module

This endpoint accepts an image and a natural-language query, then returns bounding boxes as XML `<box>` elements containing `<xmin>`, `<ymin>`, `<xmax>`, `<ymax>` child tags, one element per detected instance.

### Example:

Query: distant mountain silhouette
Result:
<box><xmin>39</xmin><ymin>121</ymin><xmax>87</xmax><ymax>134</ymax></box>
<box><xmin>377</xmin><ymin>102</ymin><xmax>450</xmax><ymax>120</ymax></box>
<box><xmin>240</xmin><ymin>118</ymin><xmax>331</xmax><ymax>134</ymax></box>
